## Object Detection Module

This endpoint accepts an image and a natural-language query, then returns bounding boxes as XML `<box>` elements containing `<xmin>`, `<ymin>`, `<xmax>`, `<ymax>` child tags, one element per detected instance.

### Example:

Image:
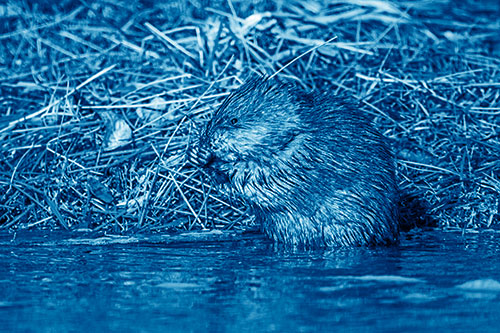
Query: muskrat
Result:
<box><xmin>188</xmin><ymin>76</ymin><xmax>399</xmax><ymax>247</ymax></box>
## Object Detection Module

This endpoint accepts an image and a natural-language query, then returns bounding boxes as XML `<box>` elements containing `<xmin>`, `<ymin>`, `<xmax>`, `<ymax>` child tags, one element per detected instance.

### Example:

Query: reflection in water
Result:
<box><xmin>1</xmin><ymin>229</ymin><xmax>500</xmax><ymax>332</ymax></box>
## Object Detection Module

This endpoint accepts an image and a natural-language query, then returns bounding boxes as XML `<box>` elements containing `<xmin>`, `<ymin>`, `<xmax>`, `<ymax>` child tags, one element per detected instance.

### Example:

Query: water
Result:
<box><xmin>1</xmin><ymin>229</ymin><xmax>500</xmax><ymax>332</ymax></box>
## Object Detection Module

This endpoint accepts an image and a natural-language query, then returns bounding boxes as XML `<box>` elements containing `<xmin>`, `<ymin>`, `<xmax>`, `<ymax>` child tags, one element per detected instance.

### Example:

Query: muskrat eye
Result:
<box><xmin>230</xmin><ymin>118</ymin><xmax>238</xmax><ymax>125</ymax></box>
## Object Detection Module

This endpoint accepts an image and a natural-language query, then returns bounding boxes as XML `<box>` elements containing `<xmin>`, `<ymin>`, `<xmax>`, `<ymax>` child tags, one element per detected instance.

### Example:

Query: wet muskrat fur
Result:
<box><xmin>189</xmin><ymin>76</ymin><xmax>399</xmax><ymax>247</ymax></box>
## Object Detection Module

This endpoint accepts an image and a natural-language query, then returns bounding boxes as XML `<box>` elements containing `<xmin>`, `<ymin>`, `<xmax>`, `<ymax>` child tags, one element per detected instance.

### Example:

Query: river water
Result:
<box><xmin>1</xmin><ymin>229</ymin><xmax>500</xmax><ymax>332</ymax></box>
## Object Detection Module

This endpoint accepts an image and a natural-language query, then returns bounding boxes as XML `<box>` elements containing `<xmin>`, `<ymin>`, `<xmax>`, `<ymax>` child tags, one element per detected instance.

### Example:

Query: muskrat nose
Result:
<box><xmin>187</xmin><ymin>145</ymin><xmax>215</xmax><ymax>167</ymax></box>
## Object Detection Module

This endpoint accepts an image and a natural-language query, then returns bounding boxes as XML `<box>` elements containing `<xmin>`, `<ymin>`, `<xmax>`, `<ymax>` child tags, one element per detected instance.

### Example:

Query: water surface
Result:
<box><xmin>1</xmin><ymin>229</ymin><xmax>500</xmax><ymax>332</ymax></box>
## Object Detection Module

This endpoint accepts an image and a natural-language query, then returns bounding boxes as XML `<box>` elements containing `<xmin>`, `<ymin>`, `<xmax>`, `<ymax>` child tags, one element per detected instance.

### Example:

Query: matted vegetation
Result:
<box><xmin>1</xmin><ymin>0</ymin><xmax>499</xmax><ymax>232</ymax></box>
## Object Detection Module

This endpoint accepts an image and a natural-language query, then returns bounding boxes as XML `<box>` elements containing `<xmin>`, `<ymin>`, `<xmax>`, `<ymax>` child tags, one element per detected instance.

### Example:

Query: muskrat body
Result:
<box><xmin>189</xmin><ymin>76</ymin><xmax>399</xmax><ymax>247</ymax></box>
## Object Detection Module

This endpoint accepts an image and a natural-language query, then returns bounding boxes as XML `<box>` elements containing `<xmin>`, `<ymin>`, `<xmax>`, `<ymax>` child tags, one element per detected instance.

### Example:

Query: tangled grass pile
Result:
<box><xmin>1</xmin><ymin>0</ymin><xmax>499</xmax><ymax>232</ymax></box>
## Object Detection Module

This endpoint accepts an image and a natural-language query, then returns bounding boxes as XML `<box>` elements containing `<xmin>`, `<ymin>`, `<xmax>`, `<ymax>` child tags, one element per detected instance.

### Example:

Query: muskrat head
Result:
<box><xmin>190</xmin><ymin>76</ymin><xmax>302</xmax><ymax>184</ymax></box>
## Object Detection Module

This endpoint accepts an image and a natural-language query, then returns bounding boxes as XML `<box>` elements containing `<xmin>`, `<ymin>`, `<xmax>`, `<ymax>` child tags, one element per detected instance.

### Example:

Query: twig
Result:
<box><xmin>0</xmin><ymin>64</ymin><xmax>117</xmax><ymax>133</ymax></box>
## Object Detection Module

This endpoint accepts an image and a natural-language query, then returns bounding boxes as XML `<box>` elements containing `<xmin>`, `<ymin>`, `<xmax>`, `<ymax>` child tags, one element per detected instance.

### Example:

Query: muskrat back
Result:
<box><xmin>189</xmin><ymin>76</ymin><xmax>399</xmax><ymax>247</ymax></box>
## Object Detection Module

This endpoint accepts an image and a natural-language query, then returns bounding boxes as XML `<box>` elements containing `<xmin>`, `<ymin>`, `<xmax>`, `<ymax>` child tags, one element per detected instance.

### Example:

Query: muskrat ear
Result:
<box><xmin>243</xmin><ymin>72</ymin><xmax>265</xmax><ymax>84</ymax></box>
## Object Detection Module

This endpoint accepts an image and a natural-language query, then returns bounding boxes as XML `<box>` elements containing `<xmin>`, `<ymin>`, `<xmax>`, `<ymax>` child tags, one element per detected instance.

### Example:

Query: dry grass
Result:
<box><xmin>1</xmin><ymin>0</ymin><xmax>499</xmax><ymax>232</ymax></box>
